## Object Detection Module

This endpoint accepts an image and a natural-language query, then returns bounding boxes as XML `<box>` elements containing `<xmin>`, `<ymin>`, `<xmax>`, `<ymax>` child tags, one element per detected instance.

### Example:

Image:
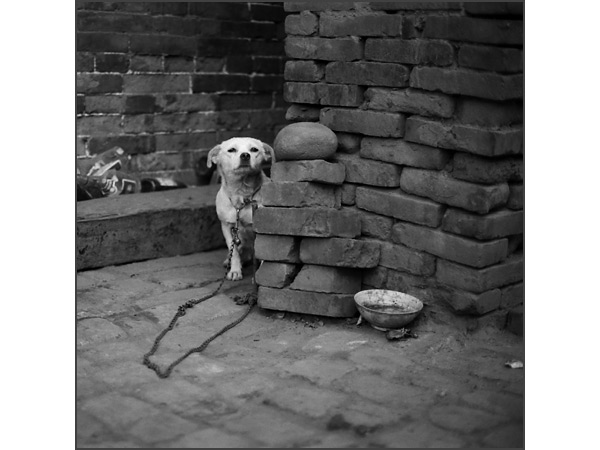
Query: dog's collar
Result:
<box><xmin>229</xmin><ymin>184</ymin><xmax>261</xmax><ymax>212</ymax></box>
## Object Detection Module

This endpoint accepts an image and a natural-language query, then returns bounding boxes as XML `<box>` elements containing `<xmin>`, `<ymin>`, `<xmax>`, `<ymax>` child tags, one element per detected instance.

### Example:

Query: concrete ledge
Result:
<box><xmin>77</xmin><ymin>185</ymin><xmax>225</xmax><ymax>271</ymax></box>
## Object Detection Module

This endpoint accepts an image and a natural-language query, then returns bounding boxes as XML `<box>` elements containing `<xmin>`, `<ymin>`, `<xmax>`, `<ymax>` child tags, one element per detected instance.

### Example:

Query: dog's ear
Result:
<box><xmin>262</xmin><ymin>143</ymin><xmax>276</xmax><ymax>164</ymax></box>
<box><xmin>207</xmin><ymin>144</ymin><xmax>221</xmax><ymax>168</ymax></box>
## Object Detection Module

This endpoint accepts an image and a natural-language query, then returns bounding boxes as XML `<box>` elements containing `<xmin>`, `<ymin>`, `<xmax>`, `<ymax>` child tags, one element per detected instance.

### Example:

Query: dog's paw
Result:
<box><xmin>226</xmin><ymin>270</ymin><xmax>243</xmax><ymax>281</ymax></box>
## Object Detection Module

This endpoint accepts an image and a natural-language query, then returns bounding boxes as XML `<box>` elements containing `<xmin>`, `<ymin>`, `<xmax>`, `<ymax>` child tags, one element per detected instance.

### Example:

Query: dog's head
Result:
<box><xmin>207</xmin><ymin>137</ymin><xmax>275</xmax><ymax>174</ymax></box>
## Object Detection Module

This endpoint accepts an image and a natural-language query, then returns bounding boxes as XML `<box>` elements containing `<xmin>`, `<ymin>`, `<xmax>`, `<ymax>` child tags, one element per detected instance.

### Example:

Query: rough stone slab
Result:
<box><xmin>361</xmin><ymin>137</ymin><xmax>451</xmax><ymax>170</ymax></box>
<box><xmin>333</xmin><ymin>153</ymin><xmax>402</xmax><ymax>187</ymax></box>
<box><xmin>393</xmin><ymin>222</ymin><xmax>508</xmax><ymax>268</ymax></box>
<box><xmin>359</xmin><ymin>210</ymin><xmax>393</xmax><ymax>240</ymax></box>
<box><xmin>321</xmin><ymin>107</ymin><xmax>406</xmax><ymax>138</ymax></box>
<box><xmin>435</xmin><ymin>253</ymin><xmax>524</xmax><ymax>293</ymax></box>
<box><xmin>452</xmin><ymin>153</ymin><xmax>523</xmax><ymax>185</ymax></box>
<box><xmin>254</xmin><ymin>234</ymin><xmax>301</xmax><ymax>263</ymax></box>
<box><xmin>364</xmin><ymin>87</ymin><xmax>454</xmax><ymax>118</ymax></box>
<box><xmin>290</xmin><ymin>264</ymin><xmax>361</xmax><ymax>294</ymax></box>
<box><xmin>255</xmin><ymin>262</ymin><xmax>300</xmax><ymax>288</ymax></box>
<box><xmin>271</xmin><ymin>160</ymin><xmax>345</xmax><ymax>185</ymax></box>
<box><xmin>500</xmin><ymin>282</ymin><xmax>524</xmax><ymax>309</ymax></box>
<box><xmin>507</xmin><ymin>183</ymin><xmax>524</xmax><ymax>210</ymax></box>
<box><xmin>77</xmin><ymin>185</ymin><xmax>224</xmax><ymax>270</ymax></box>
<box><xmin>379</xmin><ymin>241</ymin><xmax>436</xmax><ymax>276</ymax></box>
<box><xmin>439</xmin><ymin>288</ymin><xmax>502</xmax><ymax>315</ymax></box>
<box><xmin>254</xmin><ymin>207</ymin><xmax>360</xmax><ymax>238</ymax></box>
<box><xmin>442</xmin><ymin>208</ymin><xmax>523</xmax><ymax>240</ymax></box>
<box><xmin>258</xmin><ymin>286</ymin><xmax>357</xmax><ymax>317</ymax></box>
<box><xmin>405</xmin><ymin>116</ymin><xmax>523</xmax><ymax>157</ymax></box>
<box><xmin>300</xmin><ymin>237</ymin><xmax>381</xmax><ymax>268</ymax></box>
<box><xmin>261</xmin><ymin>182</ymin><xmax>341</xmax><ymax>208</ymax></box>
<box><xmin>356</xmin><ymin>186</ymin><xmax>445</xmax><ymax>227</ymax></box>
<box><xmin>400</xmin><ymin>168</ymin><xmax>509</xmax><ymax>214</ymax></box>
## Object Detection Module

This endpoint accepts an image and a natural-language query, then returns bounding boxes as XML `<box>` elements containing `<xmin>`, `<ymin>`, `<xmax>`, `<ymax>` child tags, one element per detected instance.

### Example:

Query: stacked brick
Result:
<box><xmin>76</xmin><ymin>1</ymin><xmax>288</xmax><ymax>185</ymax></box>
<box><xmin>281</xmin><ymin>1</ymin><xmax>524</xmax><ymax>317</ymax></box>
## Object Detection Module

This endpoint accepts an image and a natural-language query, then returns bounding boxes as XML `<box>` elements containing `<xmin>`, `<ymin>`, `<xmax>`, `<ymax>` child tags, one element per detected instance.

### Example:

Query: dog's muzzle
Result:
<box><xmin>239</xmin><ymin>152</ymin><xmax>251</xmax><ymax>167</ymax></box>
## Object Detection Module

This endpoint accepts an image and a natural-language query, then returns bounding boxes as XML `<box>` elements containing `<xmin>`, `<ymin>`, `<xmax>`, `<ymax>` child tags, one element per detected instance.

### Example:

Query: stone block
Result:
<box><xmin>500</xmin><ymin>282</ymin><xmax>524</xmax><ymax>308</ymax></box>
<box><xmin>340</xmin><ymin>183</ymin><xmax>357</xmax><ymax>205</ymax></box>
<box><xmin>507</xmin><ymin>183</ymin><xmax>524</xmax><ymax>210</ymax></box>
<box><xmin>261</xmin><ymin>182</ymin><xmax>341</xmax><ymax>208</ymax></box>
<box><xmin>441</xmin><ymin>208</ymin><xmax>523</xmax><ymax>240</ymax></box>
<box><xmin>458</xmin><ymin>44</ymin><xmax>523</xmax><ymax>74</ymax></box>
<box><xmin>258</xmin><ymin>286</ymin><xmax>357</xmax><ymax>317</ymax></box>
<box><xmin>286</xmin><ymin>104</ymin><xmax>321</xmax><ymax>122</ymax></box>
<box><xmin>333</xmin><ymin>153</ymin><xmax>402</xmax><ymax>187</ymax></box>
<box><xmin>271</xmin><ymin>160</ymin><xmax>345</xmax><ymax>185</ymax></box>
<box><xmin>300</xmin><ymin>237</ymin><xmax>381</xmax><ymax>268</ymax></box>
<box><xmin>274</xmin><ymin>122</ymin><xmax>338</xmax><ymax>160</ymax></box>
<box><xmin>255</xmin><ymin>262</ymin><xmax>300</xmax><ymax>288</ymax></box>
<box><xmin>336</xmin><ymin>133</ymin><xmax>362</xmax><ymax>153</ymax></box>
<box><xmin>365</xmin><ymin>38</ymin><xmax>454</xmax><ymax>66</ymax></box>
<box><xmin>439</xmin><ymin>288</ymin><xmax>502</xmax><ymax>315</ymax></box>
<box><xmin>423</xmin><ymin>16</ymin><xmax>523</xmax><ymax>46</ymax></box>
<box><xmin>254</xmin><ymin>207</ymin><xmax>360</xmax><ymax>238</ymax></box>
<box><xmin>285</xmin><ymin>36</ymin><xmax>363</xmax><ymax>61</ymax></box>
<box><xmin>319</xmin><ymin>11</ymin><xmax>403</xmax><ymax>37</ymax></box>
<box><xmin>360</xmin><ymin>137</ymin><xmax>451</xmax><ymax>170</ymax></box>
<box><xmin>321</xmin><ymin>107</ymin><xmax>405</xmax><ymax>138</ymax></box>
<box><xmin>359</xmin><ymin>211</ymin><xmax>393</xmax><ymax>240</ymax></box>
<box><xmin>285</xmin><ymin>12</ymin><xmax>318</xmax><ymax>36</ymax></box>
<box><xmin>325</xmin><ymin>61</ymin><xmax>410</xmax><ymax>87</ymax></box>
<box><xmin>452</xmin><ymin>153</ymin><xmax>523</xmax><ymax>184</ymax></box>
<box><xmin>290</xmin><ymin>265</ymin><xmax>362</xmax><ymax>294</ymax></box>
<box><xmin>284</xmin><ymin>60</ymin><xmax>325</xmax><ymax>82</ymax></box>
<box><xmin>455</xmin><ymin>97</ymin><xmax>523</xmax><ymax>126</ymax></box>
<box><xmin>254</xmin><ymin>234</ymin><xmax>300</xmax><ymax>263</ymax></box>
<box><xmin>364</xmin><ymin>87</ymin><xmax>454</xmax><ymax>118</ymax></box>
<box><xmin>379</xmin><ymin>241</ymin><xmax>436</xmax><ymax>276</ymax></box>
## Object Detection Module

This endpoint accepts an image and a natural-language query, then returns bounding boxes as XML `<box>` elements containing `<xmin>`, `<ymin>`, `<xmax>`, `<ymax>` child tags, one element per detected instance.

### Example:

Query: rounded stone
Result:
<box><xmin>273</xmin><ymin>122</ymin><xmax>338</xmax><ymax>161</ymax></box>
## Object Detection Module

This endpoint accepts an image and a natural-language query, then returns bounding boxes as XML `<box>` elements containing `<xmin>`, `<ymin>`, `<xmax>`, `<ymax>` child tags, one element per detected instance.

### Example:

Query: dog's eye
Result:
<box><xmin>227</xmin><ymin>148</ymin><xmax>236</xmax><ymax>153</ymax></box>
<box><xmin>250</xmin><ymin>147</ymin><xmax>259</xmax><ymax>153</ymax></box>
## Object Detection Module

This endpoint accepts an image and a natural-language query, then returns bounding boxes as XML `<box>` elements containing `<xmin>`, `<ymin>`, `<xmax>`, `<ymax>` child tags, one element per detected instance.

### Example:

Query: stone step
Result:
<box><xmin>77</xmin><ymin>185</ymin><xmax>225</xmax><ymax>271</ymax></box>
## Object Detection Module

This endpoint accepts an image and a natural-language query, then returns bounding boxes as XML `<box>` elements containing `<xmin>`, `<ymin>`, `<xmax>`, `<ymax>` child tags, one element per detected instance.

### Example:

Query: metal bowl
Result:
<box><xmin>354</xmin><ymin>289</ymin><xmax>423</xmax><ymax>331</ymax></box>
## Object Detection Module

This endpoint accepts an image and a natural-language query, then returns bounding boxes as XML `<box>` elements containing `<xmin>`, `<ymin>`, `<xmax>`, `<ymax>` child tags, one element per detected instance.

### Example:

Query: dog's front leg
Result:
<box><xmin>221</xmin><ymin>222</ymin><xmax>243</xmax><ymax>281</ymax></box>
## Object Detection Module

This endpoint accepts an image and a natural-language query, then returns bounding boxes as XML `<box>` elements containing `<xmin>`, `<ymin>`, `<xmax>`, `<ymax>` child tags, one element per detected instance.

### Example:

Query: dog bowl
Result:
<box><xmin>354</xmin><ymin>289</ymin><xmax>423</xmax><ymax>331</ymax></box>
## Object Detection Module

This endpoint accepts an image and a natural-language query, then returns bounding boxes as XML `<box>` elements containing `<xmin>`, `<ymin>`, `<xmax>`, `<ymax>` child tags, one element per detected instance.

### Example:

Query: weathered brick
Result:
<box><xmin>452</xmin><ymin>153</ymin><xmax>523</xmax><ymax>184</ymax></box>
<box><xmin>442</xmin><ymin>209</ymin><xmax>523</xmax><ymax>240</ymax></box>
<box><xmin>285</xmin><ymin>36</ymin><xmax>363</xmax><ymax>61</ymax></box>
<box><xmin>284</xmin><ymin>60</ymin><xmax>325</xmax><ymax>82</ymax></box>
<box><xmin>412</xmin><ymin>67</ymin><xmax>522</xmax><ymax>102</ymax></box>
<box><xmin>154</xmin><ymin>132</ymin><xmax>215</xmax><ymax>152</ymax></box>
<box><xmin>371</xmin><ymin>2</ymin><xmax>461</xmax><ymax>10</ymax></box>
<box><xmin>364</xmin><ymin>87</ymin><xmax>454</xmax><ymax>118</ymax></box>
<box><xmin>124</xmin><ymin>95</ymin><xmax>156</xmax><ymax>114</ymax></box>
<box><xmin>251</xmin><ymin>75</ymin><xmax>284</xmax><ymax>93</ymax></box>
<box><xmin>336</xmin><ymin>133</ymin><xmax>362</xmax><ymax>154</ymax></box>
<box><xmin>77</xmin><ymin>32</ymin><xmax>129</xmax><ymax>53</ymax></box>
<box><xmin>356</xmin><ymin>186</ymin><xmax>444</xmax><ymax>227</ymax></box>
<box><xmin>123</xmin><ymin>74</ymin><xmax>189</xmax><ymax>94</ymax></box>
<box><xmin>77</xmin><ymin>74</ymin><xmax>123</xmax><ymax>94</ymax></box>
<box><xmin>290</xmin><ymin>265</ymin><xmax>361</xmax><ymax>294</ymax></box>
<box><xmin>258</xmin><ymin>286</ymin><xmax>357</xmax><ymax>317</ymax></box>
<box><xmin>255</xmin><ymin>235</ymin><xmax>301</xmax><ymax>263</ymax></box>
<box><xmin>254</xmin><ymin>207</ymin><xmax>360</xmax><ymax>238</ymax></box>
<box><xmin>455</xmin><ymin>98</ymin><xmax>523</xmax><ymax>127</ymax></box>
<box><xmin>219</xmin><ymin>94</ymin><xmax>271</xmax><ymax>111</ymax></box>
<box><xmin>285</xmin><ymin>83</ymin><xmax>364</xmax><ymax>107</ymax></box>
<box><xmin>360</xmin><ymin>137</ymin><xmax>451</xmax><ymax>170</ymax></box>
<box><xmin>436</xmin><ymin>253</ymin><xmax>523</xmax><ymax>293</ymax></box>
<box><xmin>365</xmin><ymin>38</ymin><xmax>453</xmax><ymax>66</ymax></box>
<box><xmin>285</xmin><ymin>12</ymin><xmax>318</xmax><ymax>36</ymax></box>
<box><xmin>319</xmin><ymin>11</ymin><xmax>402</xmax><ymax>37</ymax></box>
<box><xmin>261</xmin><ymin>182</ymin><xmax>341</xmax><ymax>208</ymax></box>
<box><xmin>76</xmin><ymin>52</ymin><xmax>94</xmax><ymax>72</ymax></box>
<box><xmin>85</xmin><ymin>95</ymin><xmax>123</xmax><ymax>114</ymax></box>
<box><xmin>300</xmin><ymin>237</ymin><xmax>381</xmax><ymax>268</ymax></box>
<box><xmin>507</xmin><ymin>234</ymin><xmax>523</xmax><ymax>256</ymax></box>
<box><xmin>325</xmin><ymin>61</ymin><xmax>410</xmax><ymax>87</ymax></box>
<box><xmin>77</xmin><ymin>115</ymin><xmax>123</xmax><ymax>136</ymax></box>
<box><xmin>458</xmin><ymin>45</ymin><xmax>523</xmax><ymax>74</ymax></box>
<box><xmin>379</xmin><ymin>241</ymin><xmax>436</xmax><ymax>276</ymax></box>
<box><xmin>130</xmin><ymin>55</ymin><xmax>163</xmax><ymax>72</ymax></box>
<box><xmin>393</xmin><ymin>222</ymin><xmax>508</xmax><ymax>268</ymax></box>
<box><xmin>400</xmin><ymin>168</ymin><xmax>509</xmax><ymax>214</ymax></box>
<box><xmin>334</xmin><ymin>153</ymin><xmax>401</xmax><ymax>187</ymax></box>
<box><xmin>87</xmin><ymin>135</ymin><xmax>156</xmax><ymax>155</ymax></box>
<box><xmin>255</xmin><ymin>262</ymin><xmax>300</xmax><ymax>289</ymax></box>
<box><xmin>283</xmin><ymin>82</ymin><xmax>317</xmax><ymax>104</ymax></box>
<box><xmin>164</xmin><ymin>56</ymin><xmax>194</xmax><ymax>72</ymax></box>
<box><xmin>286</xmin><ymin>104</ymin><xmax>321</xmax><ymax>122</ymax></box>
<box><xmin>381</xmin><ymin>268</ymin><xmax>432</xmax><ymax>298</ymax></box>
<box><xmin>321</xmin><ymin>108</ymin><xmax>405</xmax><ymax>138</ymax></box>
<box><xmin>359</xmin><ymin>211</ymin><xmax>393</xmax><ymax>240</ymax></box>
<box><xmin>340</xmin><ymin>183</ymin><xmax>357</xmax><ymax>205</ymax></box>
<box><xmin>95</xmin><ymin>53</ymin><xmax>129</xmax><ymax>73</ymax></box>
<box><xmin>271</xmin><ymin>160</ymin><xmax>345</xmax><ymax>185</ymax></box>
<box><xmin>464</xmin><ymin>2</ymin><xmax>524</xmax><ymax>17</ymax></box>
<box><xmin>250</xmin><ymin>3</ymin><xmax>286</xmax><ymax>21</ymax></box>
<box><xmin>192</xmin><ymin>74</ymin><xmax>250</xmax><ymax>93</ymax></box>
<box><xmin>130</xmin><ymin>34</ymin><xmax>196</xmax><ymax>56</ymax></box>
<box><xmin>423</xmin><ymin>16</ymin><xmax>523</xmax><ymax>45</ymax></box>
<box><xmin>507</xmin><ymin>184</ymin><xmax>523</xmax><ymax>210</ymax></box>
<box><xmin>405</xmin><ymin>116</ymin><xmax>523</xmax><ymax>157</ymax></box>
<box><xmin>284</xmin><ymin>2</ymin><xmax>357</xmax><ymax>12</ymax></box>
<box><xmin>506</xmin><ymin>305</ymin><xmax>523</xmax><ymax>336</ymax></box>
<box><xmin>439</xmin><ymin>288</ymin><xmax>502</xmax><ymax>315</ymax></box>
<box><xmin>500</xmin><ymin>282</ymin><xmax>524</xmax><ymax>309</ymax></box>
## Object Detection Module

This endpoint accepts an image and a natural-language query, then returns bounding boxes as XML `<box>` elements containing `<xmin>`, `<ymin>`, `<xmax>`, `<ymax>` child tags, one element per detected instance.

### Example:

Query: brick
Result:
<box><xmin>393</xmin><ymin>222</ymin><xmax>508</xmax><ymax>268</ymax></box>
<box><xmin>435</xmin><ymin>253</ymin><xmax>523</xmax><ymax>293</ymax></box>
<box><xmin>356</xmin><ymin>186</ymin><xmax>444</xmax><ymax>227</ymax></box>
<box><xmin>250</xmin><ymin>3</ymin><xmax>286</xmax><ymax>21</ymax></box>
<box><xmin>130</xmin><ymin>55</ymin><xmax>163</xmax><ymax>72</ymax></box>
<box><xmin>423</xmin><ymin>16</ymin><xmax>523</xmax><ymax>45</ymax></box>
<box><xmin>507</xmin><ymin>184</ymin><xmax>524</xmax><ymax>210</ymax></box>
<box><xmin>260</xmin><ymin>182</ymin><xmax>341</xmax><ymax>208</ymax></box>
<box><xmin>285</xmin><ymin>37</ymin><xmax>363</xmax><ymax>61</ymax></box>
<box><xmin>76</xmin><ymin>74</ymin><xmax>122</xmax><ymax>94</ymax></box>
<box><xmin>300</xmin><ymin>237</ymin><xmax>381</xmax><ymax>268</ymax></box>
<box><xmin>371</xmin><ymin>2</ymin><xmax>461</xmax><ymax>10</ymax></box>
<box><xmin>340</xmin><ymin>183</ymin><xmax>356</xmax><ymax>205</ymax></box>
<box><xmin>359</xmin><ymin>211</ymin><xmax>393</xmax><ymax>240</ymax></box>
<box><xmin>452</xmin><ymin>153</ymin><xmax>523</xmax><ymax>184</ymax></box>
<box><xmin>286</xmin><ymin>104</ymin><xmax>321</xmax><ymax>122</ymax></box>
<box><xmin>95</xmin><ymin>53</ymin><xmax>129</xmax><ymax>73</ymax></box>
<box><xmin>290</xmin><ymin>265</ymin><xmax>361</xmax><ymax>294</ymax></box>
<box><xmin>284</xmin><ymin>82</ymin><xmax>364</xmax><ymax>107</ymax></box>
<box><xmin>251</xmin><ymin>75</ymin><xmax>284</xmax><ymax>92</ymax></box>
<box><xmin>379</xmin><ymin>268</ymin><xmax>432</xmax><ymax>297</ymax></box>
<box><xmin>123</xmin><ymin>74</ymin><xmax>189</xmax><ymax>94</ymax></box>
<box><xmin>85</xmin><ymin>95</ymin><xmax>123</xmax><ymax>114</ymax></box>
<box><xmin>321</xmin><ymin>108</ymin><xmax>405</xmax><ymax>138</ymax></box>
<box><xmin>400</xmin><ymin>168</ymin><xmax>509</xmax><ymax>214</ymax></box>
<box><xmin>77</xmin><ymin>115</ymin><xmax>123</xmax><ymax>136</ymax></box>
<box><xmin>255</xmin><ymin>262</ymin><xmax>300</xmax><ymax>289</ymax></box>
<box><xmin>76</xmin><ymin>95</ymin><xmax>85</xmax><ymax>115</ymax></box>
<box><xmin>258</xmin><ymin>287</ymin><xmax>357</xmax><ymax>317</ymax></box>
<box><xmin>77</xmin><ymin>32</ymin><xmax>129</xmax><ymax>53</ymax></box>
<box><xmin>365</xmin><ymin>38</ymin><xmax>453</xmax><ymax>66</ymax></box>
<box><xmin>442</xmin><ymin>209</ymin><xmax>523</xmax><ymax>240</ymax></box>
<box><xmin>500</xmin><ymin>282</ymin><xmax>524</xmax><ymax>309</ymax></box>
<box><xmin>254</xmin><ymin>207</ymin><xmax>360</xmax><ymax>238</ymax></box>
<box><xmin>76</xmin><ymin>52</ymin><xmax>94</xmax><ymax>72</ymax></box>
<box><xmin>336</xmin><ymin>133</ymin><xmax>361</xmax><ymax>154</ymax></box>
<box><xmin>189</xmin><ymin>2</ymin><xmax>249</xmax><ymax>20</ymax></box>
<box><xmin>319</xmin><ymin>12</ymin><xmax>402</xmax><ymax>37</ymax></box>
<box><xmin>405</xmin><ymin>116</ymin><xmax>523</xmax><ymax>157</ymax></box>
<box><xmin>364</xmin><ymin>87</ymin><xmax>454</xmax><ymax>118</ymax></box>
<box><xmin>284</xmin><ymin>60</ymin><xmax>325</xmax><ymax>82</ymax></box>
<box><xmin>325</xmin><ymin>61</ymin><xmax>410</xmax><ymax>87</ymax></box>
<box><xmin>156</xmin><ymin>94</ymin><xmax>217</xmax><ymax>113</ymax></box>
<box><xmin>221</xmin><ymin>21</ymin><xmax>277</xmax><ymax>40</ymax></box>
<box><xmin>154</xmin><ymin>131</ymin><xmax>216</xmax><ymax>152</ymax></box>
<box><xmin>464</xmin><ymin>2</ymin><xmax>524</xmax><ymax>17</ymax></box>
<box><xmin>285</xmin><ymin>12</ymin><xmax>318</xmax><ymax>35</ymax></box>
<box><xmin>271</xmin><ymin>160</ymin><xmax>345</xmax><ymax>185</ymax></box>
<box><xmin>284</xmin><ymin>2</ymin><xmax>357</xmax><ymax>12</ymax></box>
<box><xmin>379</xmin><ymin>242</ymin><xmax>436</xmax><ymax>276</ymax></box>
<box><xmin>218</xmin><ymin>94</ymin><xmax>271</xmax><ymax>111</ymax></box>
<box><xmin>253</xmin><ymin>57</ymin><xmax>283</xmax><ymax>74</ymax></box>
<box><xmin>124</xmin><ymin>95</ymin><xmax>156</xmax><ymax>114</ymax></box>
<box><xmin>283</xmin><ymin>82</ymin><xmax>319</xmax><ymax>104</ymax></box>
<box><xmin>192</xmin><ymin>74</ymin><xmax>250</xmax><ymax>93</ymax></box>
<box><xmin>255</xmin><ymin>235</ymin><xmax>301</xmax><ymax>263</ymax></box>
<box><xmin>410</xmin><ymin>67</ymin><xmax>523</xmax><ymax>101</ymax></box>
<box><xmin>333</xmin><ymin>153</ymin><xmax>402</xmax><ymax>187</ymax></box>
<box><xmin>507</xmin><ymin>234</ymin><xmax>523</xmax><ymax>256</ymax></box>
<box><xmin>87</xmin><ymin>135</ymin><xmax>156</xmax><ymax>155</ymax></box>
<box><xmin>506</xmin><ymin>305</ymin><xmax>523</xmax><ymax>336</ymax></box>
<box><xmin>130</xmin><ymin>34</ymin><xmax>196</xmax><ymax>56</ymax></box>
<box><xmin>360</xmin><ymin>137</ymin><xmax>451</xmax><ymax>170</ymax></box>
<box><xmin>459</xmin><ymin>45</ymin><xmax>523</xmax><ymax>74</ymax></box>
<box><xmin>455</xmin><ymin>98</ymin><xmax>523</xmax><ymax>127</ymax></box>
<box><xmin>439</xmin><ymin>288</ymin><xmax>502</xmax><ymax>315</ymax></box>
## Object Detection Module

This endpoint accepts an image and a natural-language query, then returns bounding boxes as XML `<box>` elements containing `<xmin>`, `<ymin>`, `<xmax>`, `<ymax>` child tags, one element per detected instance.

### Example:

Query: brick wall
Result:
<box><xmin>265</xmin><ymin>1</ymin><xmax>524</xmax><ymax>318</ymax></box>
<box><xmin>76</xmin><ymin>1</ymin><xmax>288</xmax><ymax>185</ymax></box>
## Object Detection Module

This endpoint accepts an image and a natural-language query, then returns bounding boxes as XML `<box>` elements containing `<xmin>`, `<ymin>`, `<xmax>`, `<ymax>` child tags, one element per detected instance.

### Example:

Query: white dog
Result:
<box><xmin>207</xmin><ymin>137</ymin><xmax>275</xmax><ymax>281</ymax></box>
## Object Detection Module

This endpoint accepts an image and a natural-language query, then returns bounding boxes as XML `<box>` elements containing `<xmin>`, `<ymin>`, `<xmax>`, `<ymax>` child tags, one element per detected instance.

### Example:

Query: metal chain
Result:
<box><xmin>143</xmin><ymin>199</ymin><xmax>257</xmax><ymax>379</ymax></box>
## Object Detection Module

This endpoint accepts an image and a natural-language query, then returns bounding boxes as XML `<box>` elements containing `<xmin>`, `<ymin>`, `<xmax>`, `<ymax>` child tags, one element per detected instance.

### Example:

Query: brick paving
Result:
<box><xmin>77</xmin><ymin>249</ymin><xmax>524</xmax><ymax>448</ymax></box>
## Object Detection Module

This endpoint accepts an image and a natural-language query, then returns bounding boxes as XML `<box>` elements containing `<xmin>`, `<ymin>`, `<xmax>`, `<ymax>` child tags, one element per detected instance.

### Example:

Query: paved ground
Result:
<box><xmin>77</xmin><ymin>249</ymin><xmax>524</xmax><ymax>448</ymax></box>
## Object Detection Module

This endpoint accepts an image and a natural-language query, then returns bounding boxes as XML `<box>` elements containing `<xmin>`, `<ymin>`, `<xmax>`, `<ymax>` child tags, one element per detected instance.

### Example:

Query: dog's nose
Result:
<box><xmin>240</xmin><ymin>152</ymin><xmax>250</xmax><ymax>161</ymax></box>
